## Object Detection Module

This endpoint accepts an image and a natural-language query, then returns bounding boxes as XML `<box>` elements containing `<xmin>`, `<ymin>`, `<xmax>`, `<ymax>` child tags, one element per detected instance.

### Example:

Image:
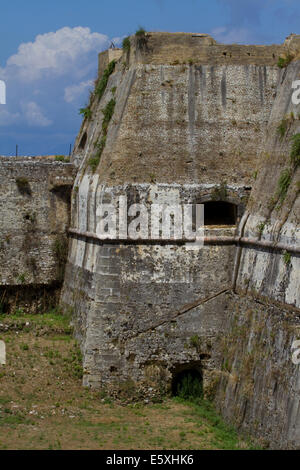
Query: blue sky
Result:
<box><xmin>0</xmin><ymin>0</ymin><xmax>300</xmax><ymax>155</ymax></box>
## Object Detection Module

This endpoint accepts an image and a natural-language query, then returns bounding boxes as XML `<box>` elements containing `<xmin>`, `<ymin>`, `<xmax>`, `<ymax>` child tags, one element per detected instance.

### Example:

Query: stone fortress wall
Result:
<box><xmin>1</xmin><ymin>32</ymin><xmax>299</xmax><ymax>448</ymax></box>
<box><xmin>0</xmin><ymin>156</ymin><xmax>76</xmax><ymax>312</ymax></box>
<box><xmin>61</xmin><ymin>33</ymin><xmax>300</xmax><ymax>447</ymax></box>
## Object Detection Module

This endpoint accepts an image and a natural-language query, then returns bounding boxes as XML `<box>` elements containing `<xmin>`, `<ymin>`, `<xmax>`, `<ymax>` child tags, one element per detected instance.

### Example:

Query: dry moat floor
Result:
<box><xmin>0</xmin><ymin>311</ymin><xmax>259</xmax><ymax>450</ymax></box>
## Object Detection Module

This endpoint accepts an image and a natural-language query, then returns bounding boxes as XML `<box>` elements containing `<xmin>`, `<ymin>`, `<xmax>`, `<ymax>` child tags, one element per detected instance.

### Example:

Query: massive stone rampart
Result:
<box><xmin>61</xmin><ymin>33</ymin><xmax>300</xmax><ymax>448</ymax></box>
<box><xmin>1</xmin><ymin>31</ymin><xmax>298</xmax><ymax>448</ymax></box>
<box><xmin>214</xmin><ymin>60</ymin><xmax>300</xmax><ymax>449</ymax></box>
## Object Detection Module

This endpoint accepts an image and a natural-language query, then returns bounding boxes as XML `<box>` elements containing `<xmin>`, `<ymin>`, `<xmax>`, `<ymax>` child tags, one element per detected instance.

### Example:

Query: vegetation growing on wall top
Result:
<box><xmin>55</xmin><ymin>155</ymin><xmax>70</xmax><ymax>163</ymax></box>
<box><xmin>277</xmin><ymin>54</ymin><xmax>294</xmax><ymax>68</ymax></box>
<box><xmin>135</xmin><ymin>27</ymin><xmax>147</xmax><ymax>48</ymax></box>
<box><xmin>122</xmin><ymin>36</ymin><xmax>131</xmax><ymax>53</ymax></box>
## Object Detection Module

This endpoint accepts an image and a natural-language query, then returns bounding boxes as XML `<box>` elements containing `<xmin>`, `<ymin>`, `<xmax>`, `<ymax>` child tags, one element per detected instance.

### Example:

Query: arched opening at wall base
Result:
<box><xmin>171</xmin><ymin>364</ymin><xmax>203</xmax><ymax>400</ymax></box>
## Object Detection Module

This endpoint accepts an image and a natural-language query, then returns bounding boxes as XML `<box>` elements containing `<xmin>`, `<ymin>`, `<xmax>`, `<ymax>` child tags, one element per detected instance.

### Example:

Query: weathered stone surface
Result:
<box><xmin>61</xmin><ymin>33</ymin><xmax>300</xmax><ymax>448</ymax></box>
<box><xmin>0</xmin><ymin>156</ymin><xmax>76</xmax><ymax>312</ymax></box>
<box><xmin>0</xmin><ymin>340</ymin><xmax>5</xmax><ymax>365</ymax></box>
<box><xmin>1</xmin><ymin>32</ymin><xmax>299</xmax><ymax>449</ymax></box>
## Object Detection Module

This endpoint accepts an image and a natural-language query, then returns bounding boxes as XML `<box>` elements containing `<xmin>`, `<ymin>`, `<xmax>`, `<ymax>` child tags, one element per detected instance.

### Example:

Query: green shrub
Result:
<box><xmin>277</xmin><ymin>168</ymin><xmax>292</xmax><ymax>202</ymax></box>
<box><xmin>283</xmin><ymin>251</ymin><xmax>291</xmax><ymax>265</ymax></box>
<box><xmin>277</xmin><ymin>54</ymin><xmax>293</xmax><ymax>68</ymax></box>
<box><xmin>17</xmin><ymin>273</ymin><xmax>26</xmax><ymax>284</ymax></box>
<box><xmin>135</xmin><ymin>27</ymin><xmax>147</xmax><ymax>48</ymax></box>
<box><xmin>290</xmin><ymin>133</ymin><xmax>300</xmax><ymax>168</ymax></box>
<box><xmin>88</xmin><ymin>156</ymin><xmax>100</xmax><ymax>173</ymax></box>
<box><xmin>190</xmin><ymin>335</ymin><xmax>201</xmax><ymax>353</ymax></box>
<box><xmin>79</xmin><ymin>106</ymin><xmax>92</xmax><ymax>120</ymax></box>
<box><xmin>257</xmin><ymin>222</ymin><xmax>265</xmax><ymax>235</ymax></box>
<box><xmin>102</xmin><ymin>99</ymin><xmax>116</xmax><ymax>134</ymax></box>
<box><xmin>88</xmin><ymin>98</ymin><xmax>115</xmax><ymax>173</ymax></box>
<box><xmin>95</xmin><ymin>60</ymin><xmax>116</xmax><ymax>101</ymax></box>
<box><xmin>122</xmin><ymin>36</ymin><xmax>131</xmax><ymax>52</ymax></box>
<box><xmin>135</xmin><ymin>27</ymin><xmax>146</xmax><ymax>37</ymax></box>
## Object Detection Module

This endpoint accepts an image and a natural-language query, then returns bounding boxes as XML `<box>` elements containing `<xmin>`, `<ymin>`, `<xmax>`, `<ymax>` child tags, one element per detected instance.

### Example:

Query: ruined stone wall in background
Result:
<box><xmin>0</xmin><ymin>157</ymin><xmax>76</xmax><ymax>313</ymax></box>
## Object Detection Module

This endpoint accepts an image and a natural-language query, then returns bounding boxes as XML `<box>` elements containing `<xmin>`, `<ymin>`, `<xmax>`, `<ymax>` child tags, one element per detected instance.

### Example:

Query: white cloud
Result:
<box><xmin>6</xmin><ymin>26</ymin><xmax>109</xmax><ymax>81</ymax></box>
<box><xmin>22</xmin><ymin>101</ymin><xmax>52</xmax><ymax>127</ymax></box>
<box><xmin>0</xmin><ymin>108</ymin><xmax>20</xmax><ymax>126</ymax></box>
<box><xmin>0</xmin><ymin>26</ymin><xmax>113</xmax><ymax>152</ymax></box>
<box><xmin>64</xmin><ymin>79</ymin><xmax>94</xmax><ymax>103</ymax></box>
<box><xmin>211</xmin><ymin>27</ymin><xmax>253</xmax><ymax>44</ymax></box>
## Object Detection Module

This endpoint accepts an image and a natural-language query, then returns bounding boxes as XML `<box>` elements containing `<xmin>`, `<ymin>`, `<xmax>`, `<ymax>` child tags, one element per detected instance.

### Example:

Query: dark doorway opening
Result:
<box><xmin>0</xmin><ymin>301</ymin><xmax>9</xmax><ymax>314</ymax></box>
<box><xmin>172</xmin><ymin>368</ymin><xmax>203</xmax><ymax>399</ymax></box>
<box><xmin>204</xmin><ymin>201</ymin><xmax>237</xmax><ymax>226</ymax></box>
<box><xmin>79</xmin><ymin>132</ymin><xmax>87</xmax><ymax>150</ymax></box>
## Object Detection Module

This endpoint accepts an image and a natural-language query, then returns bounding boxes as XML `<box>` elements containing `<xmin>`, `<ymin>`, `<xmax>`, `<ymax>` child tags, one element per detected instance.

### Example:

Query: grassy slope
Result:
<box><xmin>0</xmin><ymin>312</ymin><xmax>258</xmax><ymax>450</ymax></box>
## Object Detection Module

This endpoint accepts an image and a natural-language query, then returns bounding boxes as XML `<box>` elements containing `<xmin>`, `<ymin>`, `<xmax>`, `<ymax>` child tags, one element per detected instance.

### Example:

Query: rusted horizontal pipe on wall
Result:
<box><xmin>239</xmin><ymin>237</ymin><xmax>300</xmax><ymax>254</ymax></box>
<box><xmin>68</xmin><ymin>228</ymin><xmax>300</xmax><ymax>254</ymax></box>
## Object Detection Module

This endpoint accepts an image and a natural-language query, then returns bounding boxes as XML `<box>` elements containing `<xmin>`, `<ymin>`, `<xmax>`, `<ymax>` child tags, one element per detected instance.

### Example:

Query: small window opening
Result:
<box><xmin>204</xmin><ymin>201</ymin><xmax>237</xmax><ymax>226</ymax></box>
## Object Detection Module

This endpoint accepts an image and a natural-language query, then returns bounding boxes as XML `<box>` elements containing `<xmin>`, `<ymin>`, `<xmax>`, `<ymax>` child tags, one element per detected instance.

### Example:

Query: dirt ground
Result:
<box><xmin>0</xmin><ymin>312</ymin><xmax>257</xmax><ymax>450</ymax></box>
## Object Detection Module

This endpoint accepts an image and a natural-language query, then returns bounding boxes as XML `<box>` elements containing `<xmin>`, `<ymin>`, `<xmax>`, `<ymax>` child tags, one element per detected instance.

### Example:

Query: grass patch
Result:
<box><xmin>0</xmin><ymin>312</ymin><xmax>258</xmax><ymax>450</ymax></box>
<box><xmin>1</xmin><ymin>308</ymin><xmax>72</xmax><ymax>333</ymax></box>
<box><xmin>173</xmin><ymin>397</ymin><xmax>259</xmax><ymax>450</ymax></box>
